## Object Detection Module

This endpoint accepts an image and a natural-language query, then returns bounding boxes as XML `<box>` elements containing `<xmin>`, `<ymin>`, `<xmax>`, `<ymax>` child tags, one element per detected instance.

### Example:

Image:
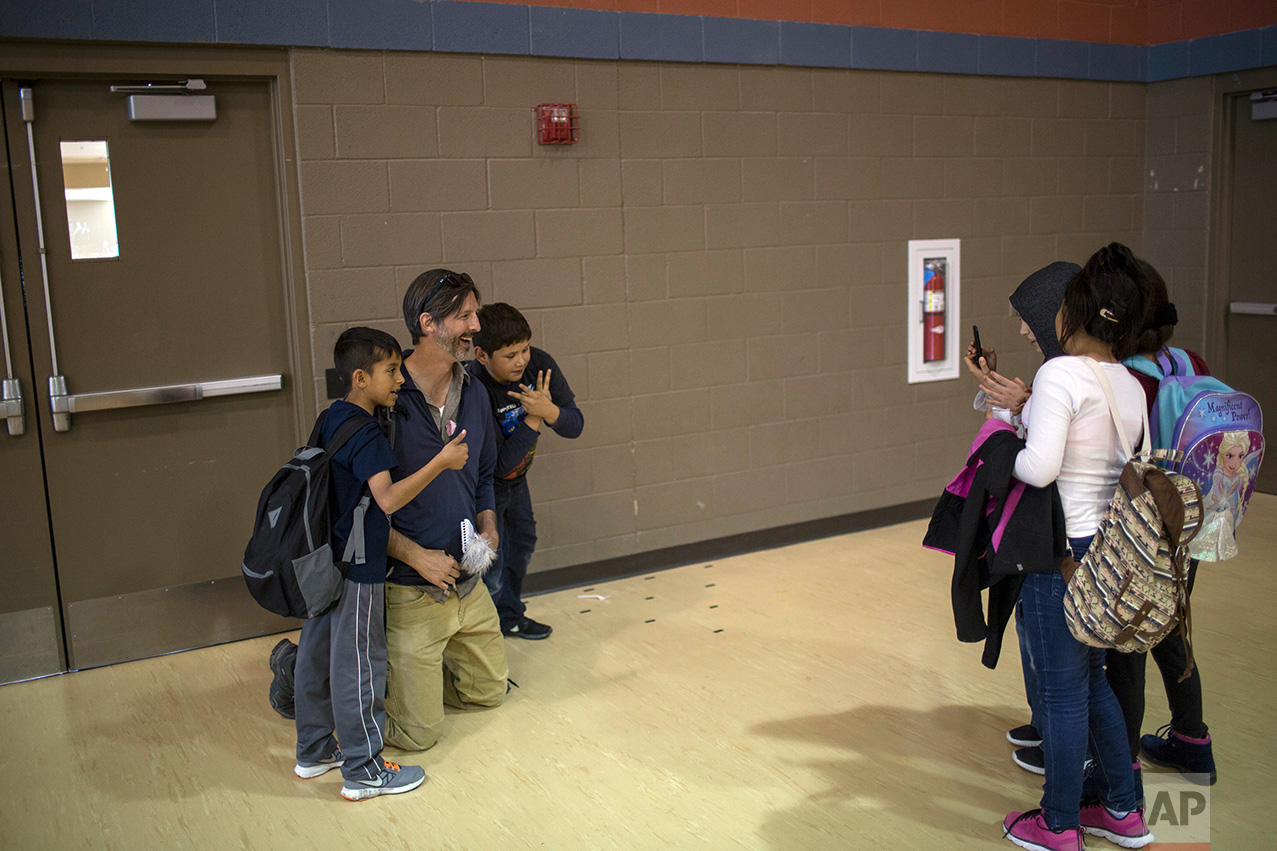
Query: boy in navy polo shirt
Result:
<box><xmin>293</xmin><ymin>327</ymin><xmax>467</xmax><ymax>800</ymax></box>
<box><xmin>467</xmin><ymin>303</ymin><xmax>584</xmax><ymax>640</ymax></box>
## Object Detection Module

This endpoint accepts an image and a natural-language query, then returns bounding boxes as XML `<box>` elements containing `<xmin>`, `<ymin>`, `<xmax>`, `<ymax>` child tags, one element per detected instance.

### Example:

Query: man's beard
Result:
<box><xmin>433</xmin><ymin>325</ymin><xmax>473</xmax><ymax>362</ymax></box>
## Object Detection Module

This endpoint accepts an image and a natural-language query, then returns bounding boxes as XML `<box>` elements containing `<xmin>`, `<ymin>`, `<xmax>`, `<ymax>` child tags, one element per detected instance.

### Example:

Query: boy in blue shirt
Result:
<box><xmin>293</xmin><ymin>327</ymin><xmax>467</xmax><ymax>800</ymax></box>
<box><xmin>467</xmin><ymin>303</ymin><xmax>584</xmax><ymax>639</ymax></box>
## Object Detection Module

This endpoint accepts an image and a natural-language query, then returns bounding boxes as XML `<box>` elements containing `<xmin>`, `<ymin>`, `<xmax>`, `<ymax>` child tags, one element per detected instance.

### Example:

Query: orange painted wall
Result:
<box><xmin>458</xmin><ymin>0</ymin><xmax>1277</xmax><ymax>45</ymax></box>
<box><xmin>1148</xmin><ymin>0</ymin><xmax>1277</xmax><ymax>43</ymax></box>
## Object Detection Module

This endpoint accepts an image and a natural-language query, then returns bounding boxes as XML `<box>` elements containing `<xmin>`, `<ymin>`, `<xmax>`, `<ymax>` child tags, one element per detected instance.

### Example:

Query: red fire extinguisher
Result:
<box><xmin>922</xmin><ymin>259</ymin><xmax>946</xmax><ymax>362</ymax></box>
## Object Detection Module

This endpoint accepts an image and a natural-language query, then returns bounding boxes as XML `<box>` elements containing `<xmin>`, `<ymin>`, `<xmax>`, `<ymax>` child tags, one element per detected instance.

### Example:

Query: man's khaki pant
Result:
<box><xmin>384</xmin><ymin>581</ymin><xmax>509</xmax><ymax>751</ymax></box>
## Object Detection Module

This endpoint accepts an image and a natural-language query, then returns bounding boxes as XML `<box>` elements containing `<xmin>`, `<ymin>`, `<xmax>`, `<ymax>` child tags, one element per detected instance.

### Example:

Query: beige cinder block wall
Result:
<box><xmin>291</xmin><ymin>49</ymin><xmax>1146</xmax><ymax>574</ymax></box>
<box><xmin>1142</xmin><ymin>75</ymin><xmax>1213</xmax><ymax>355</ymax></box>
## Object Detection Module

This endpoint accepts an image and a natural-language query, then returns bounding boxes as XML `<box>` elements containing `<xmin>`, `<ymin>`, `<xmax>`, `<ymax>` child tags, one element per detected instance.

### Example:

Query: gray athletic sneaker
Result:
<box><xmin>294</xmin><ymin>748</ymin><xmax>344</xmax><ymax>779</ymax></box>
<box><xmin>340</xmin><ymin>761</ymin><xmax>426</xmax><ymax>801</ymax></box>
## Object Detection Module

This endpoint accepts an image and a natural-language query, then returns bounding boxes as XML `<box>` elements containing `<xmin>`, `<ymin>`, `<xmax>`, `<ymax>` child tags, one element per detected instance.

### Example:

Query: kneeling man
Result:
<box><xmin>385</xmin><ymin>269</ymin><xmax>509</xmax><ymax>751</ymax></box>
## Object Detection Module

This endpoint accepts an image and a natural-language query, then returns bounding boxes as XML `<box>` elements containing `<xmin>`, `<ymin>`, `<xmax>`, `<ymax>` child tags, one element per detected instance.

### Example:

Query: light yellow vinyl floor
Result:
<box><xmin>2</xmin><ymin>495</ymin><xmax>1273</xmax><ymax>850</ymax></box>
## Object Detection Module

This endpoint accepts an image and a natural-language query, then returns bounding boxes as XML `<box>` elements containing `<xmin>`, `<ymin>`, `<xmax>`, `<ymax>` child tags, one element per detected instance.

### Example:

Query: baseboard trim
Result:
<box><xmin>524</xmin><ymin>498</ymin><xmax>934</xmax><ymax>596</ymax></box>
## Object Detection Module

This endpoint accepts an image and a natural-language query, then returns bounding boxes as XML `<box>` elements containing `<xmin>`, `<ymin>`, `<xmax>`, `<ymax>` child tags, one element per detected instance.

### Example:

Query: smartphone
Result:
<box><xmin>971</xmin><ymin>325</ymin><xmax>983</xmax><ymax>365</ymax></box>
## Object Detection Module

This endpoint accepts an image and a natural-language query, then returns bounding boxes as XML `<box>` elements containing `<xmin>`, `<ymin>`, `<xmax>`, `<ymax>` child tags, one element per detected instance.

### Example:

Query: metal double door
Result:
<box><xmin>1224</xmin><ymin>86</ymin><xmax>1277</xmax><ymax>495</ymax></box>
<box><xmin>0</xmin><ymin>74</ymin><xmax>302</xmax><ymax>683</ymax></box>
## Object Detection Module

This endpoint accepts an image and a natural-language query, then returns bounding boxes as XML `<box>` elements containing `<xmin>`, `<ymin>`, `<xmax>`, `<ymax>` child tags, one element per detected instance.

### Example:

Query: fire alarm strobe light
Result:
<box><xmin>536</xmin><ymin>103</ymin><xmax>579</xmax><ymax>145</ymax></box>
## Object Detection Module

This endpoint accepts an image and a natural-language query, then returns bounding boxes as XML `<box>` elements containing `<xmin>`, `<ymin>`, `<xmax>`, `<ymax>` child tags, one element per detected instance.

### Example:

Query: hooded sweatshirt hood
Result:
<box><xmin>1008</xmin><ymin>261</ymin><xmax>1078</xmax><ymax>362</ymax></box>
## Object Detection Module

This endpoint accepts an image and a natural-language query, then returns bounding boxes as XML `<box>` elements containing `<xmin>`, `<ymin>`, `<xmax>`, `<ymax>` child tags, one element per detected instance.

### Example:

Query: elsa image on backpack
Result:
<box><xmin>1191</xmin><ymin>430</ymin><xmax>1263</xmax><ymax>561</ymax></box>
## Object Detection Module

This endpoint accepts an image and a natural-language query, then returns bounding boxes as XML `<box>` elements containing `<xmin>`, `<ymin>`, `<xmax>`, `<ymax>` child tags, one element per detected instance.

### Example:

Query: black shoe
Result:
<box><xmin>1013</xmin><ymin>746</ymin><xmax>1045</xmax><ymax>775</ymax></box>
<box><xmin>1141</xmin><ymin>723</ymin><xmax>1217</xmax><ymax>785</ymax></box>
<box><xmin>1007</xmin><ymin>724</ymin><xmax>1043</xmax><ymax>747</ymax></box>
<box><xmin>268</xmin><ymin>638</ymin><xmax>298</xmax><ymax>719</ymax></box>
<box><xmin>502</xmin><ymin>617</ymin><xmax>552</xmax><ymax>640</ymax></box>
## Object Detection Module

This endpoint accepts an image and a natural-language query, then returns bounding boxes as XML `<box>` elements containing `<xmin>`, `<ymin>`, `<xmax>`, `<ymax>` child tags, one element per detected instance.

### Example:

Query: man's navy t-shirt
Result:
<box><xmin>320</xmin><ymin>400</ymin><xmax>398</xmax><ymax>584</ymax></box>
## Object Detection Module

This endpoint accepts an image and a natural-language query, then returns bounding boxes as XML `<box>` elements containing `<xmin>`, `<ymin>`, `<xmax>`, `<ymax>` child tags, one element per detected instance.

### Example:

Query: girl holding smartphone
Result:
<box><xmin>1001</xmin><ymin>244</ymin><xmax>1154</xmax><ymax>851</ymax></box>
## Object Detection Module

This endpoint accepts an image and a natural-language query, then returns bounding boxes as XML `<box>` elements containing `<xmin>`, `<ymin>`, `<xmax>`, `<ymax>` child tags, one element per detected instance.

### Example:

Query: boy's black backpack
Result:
<box><xmin>241</xmin><ymin>410</ymin><xmax>373</xmax><ymax>619</ymax></box>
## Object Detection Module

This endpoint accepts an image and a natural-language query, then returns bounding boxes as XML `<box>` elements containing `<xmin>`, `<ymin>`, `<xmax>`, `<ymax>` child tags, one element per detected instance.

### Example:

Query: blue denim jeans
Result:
<box><xmin>1015</xmin><ymin>598</ymin><xmax>1040</xmax><ymax>732</ymax></box>
<box><xmin>1018</xmin><ymin>535</ymin><xmax>1138</xmax><ymax>829</ymax></box>
<box><xmin>483</xmin><ymin>478</ymin><xmax>535</xmax><ymax>629</ymax></box>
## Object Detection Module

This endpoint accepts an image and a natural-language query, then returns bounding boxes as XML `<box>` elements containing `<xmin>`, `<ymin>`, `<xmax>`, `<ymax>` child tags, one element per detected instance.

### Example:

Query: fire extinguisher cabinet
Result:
<box><xmin>907</xmin><ymin>238</ymin><xmax>961</xmax><ymax>383</ymax></box>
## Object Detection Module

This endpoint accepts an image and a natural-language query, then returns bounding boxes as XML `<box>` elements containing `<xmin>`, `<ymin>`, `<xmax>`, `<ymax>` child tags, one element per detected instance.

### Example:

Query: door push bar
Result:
<box><xmin>2</xmin><ymin>379</ymin><xmax>23</xmax><ymax>436</ymax></box>
<box><xmin>1229</xmin><ymin>302</ymin><xmax>1277</xmax><ymax>316</ymax></box>
<box><xmin>48</xmin><ymin>373</ymin><xmax>282</xmax><ymax>432</ymax></box>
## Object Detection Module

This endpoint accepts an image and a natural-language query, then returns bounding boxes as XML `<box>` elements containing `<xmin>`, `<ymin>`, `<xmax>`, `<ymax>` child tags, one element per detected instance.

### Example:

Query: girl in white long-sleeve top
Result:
<box><xmin>1001</xmin><ymin>244</ymin><xmax>1155</xmax><ymax>851</ymax></box>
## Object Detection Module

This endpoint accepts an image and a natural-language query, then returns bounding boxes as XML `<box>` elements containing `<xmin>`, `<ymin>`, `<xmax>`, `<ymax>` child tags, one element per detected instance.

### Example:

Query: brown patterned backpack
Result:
<box><xmin>1063</xmin><ymin>360</ymin><xmax>1203</xmax><ymax>670</ymax></box>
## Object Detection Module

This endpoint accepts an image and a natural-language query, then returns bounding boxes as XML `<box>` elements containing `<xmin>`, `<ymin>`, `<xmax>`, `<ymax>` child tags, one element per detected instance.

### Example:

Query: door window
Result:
<box><xmin>59</xmin><ymin>140</ymin><xmax>119</xmax><ymax>260</ymax></box>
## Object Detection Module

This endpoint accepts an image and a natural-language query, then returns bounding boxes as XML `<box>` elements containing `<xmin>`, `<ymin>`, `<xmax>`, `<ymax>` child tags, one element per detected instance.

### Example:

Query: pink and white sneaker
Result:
<box><xmin>1079</xmin><ymin>802</ymin><xmax>1153</xmax><ymax>848</ymax></box>
<box><xmin>1003</xmin><ymin>809</ymin><xmax>1085</xmax><ymax>851</ymax></box>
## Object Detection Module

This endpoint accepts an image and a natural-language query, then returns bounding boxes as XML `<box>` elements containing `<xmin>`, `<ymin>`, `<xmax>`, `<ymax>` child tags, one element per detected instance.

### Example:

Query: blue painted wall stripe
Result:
<box><xmin>531</xmin><ymin>7</ymin><xmax>618</xmax><ymax>59</ymax></box>
<box><xmin>1262</xmin><ymin>25</ymin><xmax>1277</xmax><ymax>69</ymax></box>
<box><xmin>1089</xmin><ymin>42</ymin><xmax>1143</xmax><ymax>82</ymax></box>
<box><xmin>703</xmin><ymin>16</ymin><xmax>779</xmax><ymax>66</ymax></box>
<box><xmin>326</xmin><ymin>0</ymin><xmax>429</xmax><ymax>51</ymax></box>
<box><xmin>94</xmin><ymin>0</ymin><xmax>216</xmax><ymax>44</ymax></box>
<box><xmin>1148</xmin><ymin>41</ymin><xmax>1190</xmax><ymax>82</ymax></box>
<box><xmin>978</xmin><ymin>35</ymin><xmax>1037</xmax><ymax>77</ymax></box>
<box><xmin>1188</xmin><ymin>29</ymin><xmax>1264</xmax><ymax>78</ymax></box>
<box><xmin>432</xmin><ymin>0</ymin><xmax>529</xmax><ymax>56</ymax></box>
<box><xmin>851</xmin><ymin>26</ymin><xmax>918</xmax><ymax>72</ymax></box>
<box><xmin>0</xmin><ymin>1</ymin><xmax>1271</xmax><ymax>83</ymax></box>
<box><xmin>619</xmin><ymin>12</ymin><xmax>701</xmax><ymax>63</ymax></box>
<box><xmin>779</xmin><ymin>21</ymin><xmax>851</xmax><ymax>69</ymax></box>
<box><xmin>1037</xmin><ymin>38</ymin><xmax>1090</xmax><ymax>79</ymax></box>
<box><xmin>1</xmin><ymin>0</ymin><xmax>94</xmax><ymax>40</ymax></box>
<box><xmin>917</xmin><ymin>31</ymin><xmax>979</xmax><ymax>75</ymax></box>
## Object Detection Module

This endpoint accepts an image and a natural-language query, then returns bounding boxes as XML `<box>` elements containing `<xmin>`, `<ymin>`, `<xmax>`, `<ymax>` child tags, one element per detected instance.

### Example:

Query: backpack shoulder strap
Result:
<box><xmin>1157</xmin><ymin>347</ymin><xmax>1195</xmax><ymax>378</ymax></box>
<box><xmin>1083</xmin><ymin>358</ymin><xmax>1150</xmax><ymax>459</ymax></box>
<box><xmin>306</xmin><ymin>406</ymin><xmax>376</xmax><ymax>456</ymax></box>
<box><xmin>324</xmin><ymin>414</ymin><xmax>372</xmax><ymax>457</ymax></box>
<box><xmin>306</xmin><ymin>408</ymin><xmax>330</xmax><ymax>448</ymax></box>
<box><xmin>1124</xmin><ymin>355</ymin><xmax>1163</xmax><ymax>380</ymax></box>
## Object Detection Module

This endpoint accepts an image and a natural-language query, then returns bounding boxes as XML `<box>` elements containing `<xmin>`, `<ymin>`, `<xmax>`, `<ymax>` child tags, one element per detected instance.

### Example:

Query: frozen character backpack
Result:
<box><xmin>1125</xmin><ymin>347</ymin><xmax>1264</xmax><ymax>561</ymax></box>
